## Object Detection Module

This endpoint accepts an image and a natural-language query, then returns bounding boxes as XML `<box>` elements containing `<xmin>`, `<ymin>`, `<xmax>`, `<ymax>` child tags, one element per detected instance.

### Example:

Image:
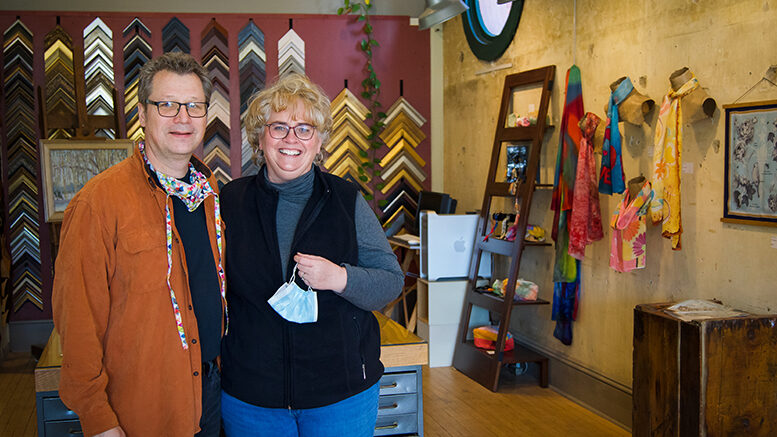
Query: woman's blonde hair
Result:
<box><xmin>244</xmin><ymin>73</ymin><xmax>333</xmax><ymax>167</ymax></box>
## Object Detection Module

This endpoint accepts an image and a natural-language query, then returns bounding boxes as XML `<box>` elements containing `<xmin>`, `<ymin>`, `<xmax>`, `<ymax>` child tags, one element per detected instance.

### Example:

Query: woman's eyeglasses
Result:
<box><xmin>265</xmin><ymin>122</ymin><xmax>316</xmax><ymax>140</ymax></box>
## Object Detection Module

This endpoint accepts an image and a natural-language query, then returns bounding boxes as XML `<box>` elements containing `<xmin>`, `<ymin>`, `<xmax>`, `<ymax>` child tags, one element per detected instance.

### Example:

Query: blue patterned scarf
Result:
<box><xmin>598</xmin><ymin>78</ymin><xmax>633</xmax><ymax>195</ymax></box>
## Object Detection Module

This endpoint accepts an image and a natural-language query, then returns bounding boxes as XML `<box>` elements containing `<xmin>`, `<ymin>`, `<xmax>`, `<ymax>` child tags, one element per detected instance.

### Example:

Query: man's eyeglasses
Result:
<box><xmin>146</xmin><ymin>100</ymin><xmax>208</xmax><ymax>118</ymax></box>
<box><xmin>265</xmin><ymin>122</ymin><xmax>317</xmax><ymax>141</ymax></box>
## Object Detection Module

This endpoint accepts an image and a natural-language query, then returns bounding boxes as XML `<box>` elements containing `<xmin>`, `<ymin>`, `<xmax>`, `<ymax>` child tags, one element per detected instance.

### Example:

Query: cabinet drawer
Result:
<box><xmin>374</xmin><ymin>413</ymin><xmax>418</xmax><ymax>436</ymax></box>
<box><xmin>44</xmin><ymin>419</ymin><xmax>83</xmax><ymax>437</ymax></box>
<box><xmin>40</xmin><ymin>397</ymin><xmax>78</xmax><ymax>421</ymax></box>
<box><xmin>378</xmin><ymin>371</ymin><xmax>417</xmax><ymax>395</ymax></box>
<box><xmin>377</xmin><ymin>393</ymin><xmax>417</xmax><ymax>417</ymax></box>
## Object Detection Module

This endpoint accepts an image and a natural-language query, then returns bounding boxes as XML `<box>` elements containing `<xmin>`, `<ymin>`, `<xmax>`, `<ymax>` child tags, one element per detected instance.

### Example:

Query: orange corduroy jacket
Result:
<box><xmin>52</xmin><ymin>147</ymin><xmax>225</xmax><ymax>437</ymax></box>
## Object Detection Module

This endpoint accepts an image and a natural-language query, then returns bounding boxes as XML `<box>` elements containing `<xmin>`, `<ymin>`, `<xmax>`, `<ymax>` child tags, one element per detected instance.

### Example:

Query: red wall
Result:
<box><xmin>0</xmin><ymin>11</ymin><xmax>430</xmax><ymax>321</ymax></box>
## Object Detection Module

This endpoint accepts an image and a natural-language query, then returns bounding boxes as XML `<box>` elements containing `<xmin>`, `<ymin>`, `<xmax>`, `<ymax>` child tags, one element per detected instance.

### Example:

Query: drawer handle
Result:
<box><xmin>67</xmin><ymin>429</ymin><xmax>83</xmax><ymax>436</ymax></box>
<box><xmin>378</xmin><ymin>402</ymin><xmax>398</xmax><ymax>410</ymax></box>
<box><xmin>380</xmin><ymin>382</ymin><xmax>398</xmax><ymax>389</ymax></box>
<box><xmin>375</xmin><ymin>422</ymin><xmax>399</xmax><ymax>430</ymax></box>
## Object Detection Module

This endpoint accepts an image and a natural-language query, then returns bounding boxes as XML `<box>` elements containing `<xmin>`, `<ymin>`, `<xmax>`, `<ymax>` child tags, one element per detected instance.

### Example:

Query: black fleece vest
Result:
<box><xmin>220</xmin><ymin>167</ymin><xmax>383</xmax><ymax>409</ymax></box>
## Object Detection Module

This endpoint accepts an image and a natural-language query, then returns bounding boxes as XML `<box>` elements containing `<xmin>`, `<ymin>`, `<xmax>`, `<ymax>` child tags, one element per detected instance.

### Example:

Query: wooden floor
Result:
<box><xmin>422</xmin><ymin>366</ymin><xmax>627</xmax><ymax>436</ymax></box>
<box><xmin>0</xmin><ymin>352</ymin><xmax>627</xmax><ymax>437</ymax></box>
<box><xmin>0</xmin><ymin>353</ymin><xmax>38</xmax><ymax>437</ymax></box>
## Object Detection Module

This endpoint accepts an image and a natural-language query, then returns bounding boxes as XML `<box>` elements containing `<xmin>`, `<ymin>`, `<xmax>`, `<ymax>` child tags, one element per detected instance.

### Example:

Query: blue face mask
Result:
<box><xmin>267</xmin><ymin>264</ymin><xmax>318</xmax><ymax>324</ymax></box>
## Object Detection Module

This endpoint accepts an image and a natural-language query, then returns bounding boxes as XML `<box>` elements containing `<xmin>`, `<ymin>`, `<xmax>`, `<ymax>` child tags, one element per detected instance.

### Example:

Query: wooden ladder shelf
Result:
<box><xmin>452</xmin><ymin>65</ymin><xmax>555</xmax><ymax>392</ymax></box>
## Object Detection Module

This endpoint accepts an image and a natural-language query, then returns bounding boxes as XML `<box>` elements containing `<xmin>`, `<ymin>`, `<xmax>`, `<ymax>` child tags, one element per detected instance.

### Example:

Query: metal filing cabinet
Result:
<box><xmin>35</xmin><ymin>391</ymin><xmax>82</xmax><ymax>437</ymax></box>
<box><xmin>375</xmin><ymin>365</ymin><xmax>423</xmax><ymax>436</ymax></box>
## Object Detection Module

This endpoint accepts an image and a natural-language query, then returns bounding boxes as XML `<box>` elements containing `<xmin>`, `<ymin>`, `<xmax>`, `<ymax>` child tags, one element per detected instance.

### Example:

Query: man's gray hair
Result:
<box><xmin>138</xmin><ymin>52</ymin><xmax>213</xmax><ymax>104</ymax></box>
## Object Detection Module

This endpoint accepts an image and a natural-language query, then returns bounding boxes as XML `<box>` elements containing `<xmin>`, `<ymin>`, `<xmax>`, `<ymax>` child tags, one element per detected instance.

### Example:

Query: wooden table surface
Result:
<box><xmin>386</xmin><ymin>235</ymin><xmax>420</xmax><ymax>249</ymax></box>
<box><xmin>374</xmin><ymin>310</ymin><xmax>428</xmax><ymax>368</ymax></box>
<box><xmin>34</xmin><ymin>327</ymin><xmax>63</xmax><ymax>392</ymax></box>
<box><xmin>36</xmin><ymin>312</ymin><xmax>428</xmax><ymax>393</ymax></box>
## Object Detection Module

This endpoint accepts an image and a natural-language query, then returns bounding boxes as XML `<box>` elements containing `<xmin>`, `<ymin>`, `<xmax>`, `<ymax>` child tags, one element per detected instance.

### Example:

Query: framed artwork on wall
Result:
<box><xmin>40</xmin><ymin>139</ymin><xmax>135</xmax><ymax>222</ymax></box>
<box><xmin>722</xmin><ymin>100</ymin><xmax>777</xmax><ymax>227</ymax></box>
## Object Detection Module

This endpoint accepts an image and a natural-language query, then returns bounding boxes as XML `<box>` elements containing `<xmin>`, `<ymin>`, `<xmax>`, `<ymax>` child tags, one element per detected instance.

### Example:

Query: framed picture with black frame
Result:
<box><xmin>721</xmin><ymin>100</ymin><xmax>777</xmax><ymax>227</ymax></box>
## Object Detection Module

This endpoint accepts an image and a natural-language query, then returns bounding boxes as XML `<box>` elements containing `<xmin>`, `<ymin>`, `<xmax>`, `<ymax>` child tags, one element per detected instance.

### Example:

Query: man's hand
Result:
<box><xmin>293</xmin><ymin>253</ymin><xmax>348</xmax><ymax>293</ymax></box>
<box><xmin>93</xmin><ymin>426</ymin><xmax>126</xmax><ymax>437</ymax></box>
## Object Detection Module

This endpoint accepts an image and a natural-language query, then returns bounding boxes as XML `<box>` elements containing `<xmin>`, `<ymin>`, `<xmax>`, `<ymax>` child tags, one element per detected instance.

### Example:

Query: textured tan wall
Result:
<box><xmin>443</xmin><ymin>0</ymin><xmax>777</xmax><ymax>387</ymax></box>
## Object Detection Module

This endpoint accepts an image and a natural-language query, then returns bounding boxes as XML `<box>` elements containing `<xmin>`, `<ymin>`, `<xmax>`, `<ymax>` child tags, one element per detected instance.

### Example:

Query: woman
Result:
<box><xmin>219</xmin><ymin>73</ymin><xmax>404</xmax><ymax>437</ymax></box>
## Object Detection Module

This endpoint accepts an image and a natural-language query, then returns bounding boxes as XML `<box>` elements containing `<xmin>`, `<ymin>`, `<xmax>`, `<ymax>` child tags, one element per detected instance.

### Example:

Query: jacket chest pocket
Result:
<box><xmin>116</xmin><ymin>229</ymin><xmax>169</xmax><ymax>294</ymax></box>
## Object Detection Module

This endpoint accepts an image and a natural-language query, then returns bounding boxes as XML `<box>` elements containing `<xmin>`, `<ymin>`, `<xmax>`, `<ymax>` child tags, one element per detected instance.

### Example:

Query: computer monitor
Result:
<box><xmin>416</xmin><ymin>190</ymin><xmax>457</xmax><ymax>216</ymax></box>
<box><xmin>411</xmin><ymin>191</ymin><xmax>457</xmax><ymax>234</ymax></box>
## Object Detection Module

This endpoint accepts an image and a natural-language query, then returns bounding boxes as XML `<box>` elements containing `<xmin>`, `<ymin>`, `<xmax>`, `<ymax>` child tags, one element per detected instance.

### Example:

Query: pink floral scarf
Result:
<box><xmin>610</xmin><ymin>180</ymin><xmax>654</xmax><ymax>273</ymax></box>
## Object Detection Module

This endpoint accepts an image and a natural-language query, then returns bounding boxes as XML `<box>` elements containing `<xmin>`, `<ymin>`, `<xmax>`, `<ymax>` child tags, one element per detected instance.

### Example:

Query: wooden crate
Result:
<box><xmin>633</xmin><ymin>303</ymin><xmax>777</xmax><ymax>436</ymax></box>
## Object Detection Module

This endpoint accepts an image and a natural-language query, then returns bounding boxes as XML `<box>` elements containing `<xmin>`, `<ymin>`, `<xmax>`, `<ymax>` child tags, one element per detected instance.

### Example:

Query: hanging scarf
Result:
<box><xmin>551</xmin><ymin>65</ymin><xmax>584</xmax><ymax>283</ymax></box>
<box><xmin>139</xmin><ymin>142</ymin><xmax>227</xmax><ymax>350</ymax></box>
<box><xmin>598</xmin><ymin>78</ymin><xmax>633</xmax><ymax>195</ymax></box>
<box><xmin>610</xmin><ymin>180</ymin><xmax>654</xmax><ymax>272</ymax></box>
<box><xmin>650</xmin><ymin>76</ymin><xmax>698</xmax><ymax>250</ymax></box>
<box><xmin>551</xmin><ymin>65</ymin><xmax>584</xmax><ymax>218</ymax></box>
<box><xmin>551</xmin><ymin>266</ymin><xmax>579</xmax><ymax>346</ymax></box>
<box><xmin>568</xmin><ymin>113</ymin><xmax>604</xmax><ymax>260</ymax></box>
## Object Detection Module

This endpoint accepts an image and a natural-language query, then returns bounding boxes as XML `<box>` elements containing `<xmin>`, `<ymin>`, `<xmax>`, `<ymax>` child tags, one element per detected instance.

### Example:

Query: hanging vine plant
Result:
<box><xmin>338</xmin><ymin>0</ymin><xmax>387</xmax><ymax>208</ymax></box>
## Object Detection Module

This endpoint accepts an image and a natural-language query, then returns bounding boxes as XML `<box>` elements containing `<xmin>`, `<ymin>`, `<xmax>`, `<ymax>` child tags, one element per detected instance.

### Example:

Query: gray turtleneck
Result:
<box><xmin>267</xmin><ymin>167</ymin><xmax>403</xmax><ymax>311</ymax></box>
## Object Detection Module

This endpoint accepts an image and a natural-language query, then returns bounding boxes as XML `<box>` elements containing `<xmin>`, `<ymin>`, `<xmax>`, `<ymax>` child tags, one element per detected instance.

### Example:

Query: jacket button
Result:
<box><xmin>191</xmin><ymin>339</ymin><xmax>197</xmax><ymax>344</ymax></box>
<box><xmin>193</xmin><ymin>371</ymin><xmax>199</xmax><ymax>376</ymax></box>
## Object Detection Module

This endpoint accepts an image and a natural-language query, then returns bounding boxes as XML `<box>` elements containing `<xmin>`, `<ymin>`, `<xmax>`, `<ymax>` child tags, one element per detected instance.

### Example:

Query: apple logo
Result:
<box><xmin>453</xmin><ymin>238</ymin><xmax>466</xmax><ymax>252</ymax></box>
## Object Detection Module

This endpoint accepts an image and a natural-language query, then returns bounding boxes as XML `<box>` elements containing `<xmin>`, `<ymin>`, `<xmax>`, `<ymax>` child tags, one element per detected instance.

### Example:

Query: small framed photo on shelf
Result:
<box><xmin>505</xmin><ymin>144</ymin><xmax>528</xmax><ymax>182</ymax></box>
<box><xmin>499</xmin><ymin>142</ymin><xmax>540</xmax><ymax>185</ymax></box>
<box><xmin>722</xmin><ymin>100</ymin><xmax>777</xmax><ymax>227</ymax></box>
<box><xmin>40</xmin><ymin>139</ymin><xmax>135</xmax><ymax>222</ymax></box>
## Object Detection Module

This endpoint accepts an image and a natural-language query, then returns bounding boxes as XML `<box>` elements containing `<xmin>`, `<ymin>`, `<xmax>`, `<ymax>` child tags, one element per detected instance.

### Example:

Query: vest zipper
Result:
<box><xmin>353</xmin><ymin>315</ymin><xmax>366</xmax><ymax>380</ymax></box>
<box><xmin>284</xmin><ymin>323</ymin><xmax>292</xmax><ymax>408</ymax></box>
<box><xmin>290</xmin><ymin>188</ymin><xmax>330</xmax><ymax>250</ymax></box>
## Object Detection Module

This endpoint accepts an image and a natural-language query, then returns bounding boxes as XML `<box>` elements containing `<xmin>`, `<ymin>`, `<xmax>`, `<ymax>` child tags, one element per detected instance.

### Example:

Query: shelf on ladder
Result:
<box><xmin>452</xmin><ymin>65</ymin><xmax>556</xmax><ymax>393</ymax></box>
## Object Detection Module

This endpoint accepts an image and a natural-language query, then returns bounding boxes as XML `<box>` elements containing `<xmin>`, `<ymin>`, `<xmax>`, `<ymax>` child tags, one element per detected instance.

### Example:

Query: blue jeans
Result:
<box><xmin>221</xmin><ymin>382</ymin><xmax>379</xmax><ymax>437</ymax></box>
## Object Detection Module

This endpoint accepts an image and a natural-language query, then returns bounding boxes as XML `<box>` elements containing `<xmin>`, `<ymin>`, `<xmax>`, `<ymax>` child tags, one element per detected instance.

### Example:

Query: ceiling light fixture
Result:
<box><xmin>418</xmin><ymin>0</ymin><xmax>469</xmax><ymax>30</ymax></box>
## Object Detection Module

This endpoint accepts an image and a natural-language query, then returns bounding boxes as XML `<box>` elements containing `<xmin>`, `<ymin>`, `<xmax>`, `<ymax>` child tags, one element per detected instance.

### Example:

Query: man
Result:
<box><xmin>53</xmin><ymin>52</ymin><xmax>225</xmax><ymax>437</ymax></box>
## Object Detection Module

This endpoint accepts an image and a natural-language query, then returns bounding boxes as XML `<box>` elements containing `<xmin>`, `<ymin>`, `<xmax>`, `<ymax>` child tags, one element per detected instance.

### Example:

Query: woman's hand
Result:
<box><xmin>293</xmin><ymin>253</ymin><xmax>348</xmax><ymax>293</ymax></box>
<box><xmin>94</xmin><ymin>426</ymin><xmax>126</xmax><ymax>437</ymax></box>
